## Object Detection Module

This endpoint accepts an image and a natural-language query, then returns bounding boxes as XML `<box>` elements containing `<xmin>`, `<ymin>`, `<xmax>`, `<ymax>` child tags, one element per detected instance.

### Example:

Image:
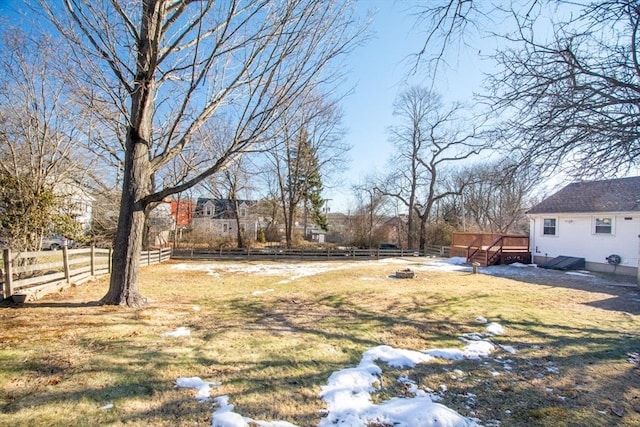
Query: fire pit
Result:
<box><xmin>395</xmin><ymin>268</ymin><xmax>415</xmax><ymax>279</ymax></box>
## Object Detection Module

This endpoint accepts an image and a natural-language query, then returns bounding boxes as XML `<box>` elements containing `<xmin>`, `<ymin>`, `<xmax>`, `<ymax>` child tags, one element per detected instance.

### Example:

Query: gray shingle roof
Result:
<box><xmin>194</xmin><ymin>198</ymin><xmax>255</xmax><ymax>219</ymax></box>
<box><xmin>527</xmin><ymin>176</ymin><xmax>640</xmax><ymax>214</ymax></box>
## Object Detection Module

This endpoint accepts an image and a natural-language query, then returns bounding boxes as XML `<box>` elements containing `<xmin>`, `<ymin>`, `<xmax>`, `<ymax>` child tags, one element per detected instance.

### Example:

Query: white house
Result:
<box><xmin>55</xmin><ymin>181</ymin><xmax>94</xmax><ymax>233</ymax></box>
<box><xmin>527</xmin><ymin>176</ymin><xmax>640</xmax><ymax>281</ymax></box>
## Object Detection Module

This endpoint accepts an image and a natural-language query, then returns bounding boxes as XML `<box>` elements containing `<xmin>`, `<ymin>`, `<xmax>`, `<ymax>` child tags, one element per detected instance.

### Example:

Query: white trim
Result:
<box><xmin>542</xmin><ymin>217</ymin><xmax>558</xmax><ymax>236</ymax></box>
<box><xmin>592</xmin><ymin>216</ymin><xmax>614</xmax><ymax>236</ymax></box>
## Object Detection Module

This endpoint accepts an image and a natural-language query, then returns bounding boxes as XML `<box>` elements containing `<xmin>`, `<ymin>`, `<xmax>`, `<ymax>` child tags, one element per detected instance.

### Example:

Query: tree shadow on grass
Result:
<box><xmin>438</xmin><ymin>317</ymin><xmax>640</xmax><ymax>426</ymax></box>
<box><xmin>0</xmin><ymin>300</ymin><xmax>103</xmax><ymax>309</ymax></box>
<box><xmin>2</xmin><ymin>263</ymin><xmax>639</xmax><ymax>426</ymax></box>
<box><xmin>484</xmin><ymin>264</ymin><xmax>640</xmax><ymax>315</ymax></box>
<box><xmin>217</xmin><ymin>289</ymin><xmax>640</xmax><ymax>426</ymax></box>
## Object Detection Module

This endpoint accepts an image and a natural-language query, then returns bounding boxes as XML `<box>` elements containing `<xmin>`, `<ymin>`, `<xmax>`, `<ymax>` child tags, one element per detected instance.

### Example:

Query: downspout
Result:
<box><xmin>637</xmin><ymin>233</ymin><xmax>640</xmax><ymax>288</ymax></box>
<box><xmin>529</xmin><ymin>216</ymin><xmax>535</xmax><ymax>265</ymax></box>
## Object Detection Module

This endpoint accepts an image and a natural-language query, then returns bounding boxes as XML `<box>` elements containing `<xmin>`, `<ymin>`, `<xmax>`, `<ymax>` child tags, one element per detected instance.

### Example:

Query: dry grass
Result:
<box><xmin>0</xmin><ymin>258</ymin><xmax>639</xmax><ymax>426</ymax></box>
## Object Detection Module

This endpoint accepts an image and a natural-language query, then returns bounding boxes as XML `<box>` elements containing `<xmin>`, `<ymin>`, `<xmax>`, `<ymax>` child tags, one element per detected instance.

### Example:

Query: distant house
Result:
<box><xmin>55</xmin><ymin>181</ymin><xmax>94</xmax><ymax>233</ymax></box>
<box><xmin>192</xmin><ymin>198</ymin><xmax>261</xmax><ymax>240</ymax></box>
<box><xmin>527</xmin><ymin>176</ymin><xmax>640</xmax><ymax>280</ymax></box>
<box><xmin>170</xmin><ymin>199</ymin><xmax>194</xmax><ymax>228</ymax></box>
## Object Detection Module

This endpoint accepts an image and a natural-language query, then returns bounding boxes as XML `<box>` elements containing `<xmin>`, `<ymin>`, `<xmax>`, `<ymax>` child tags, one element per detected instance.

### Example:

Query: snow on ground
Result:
<box><xmin>565</xmin><ymin>271</ymin><xmax>593</xmax><ymax>277</ymax></box>
<box><xmin>483</xmin><ymin>261</ymin><xmax>637</xmax><ymax>287</ymax></box>
<box><xmin>172</xmin><ymin>262</ymin><xmax>354</xmax><ymax>281</ymax></box>
<box><xmin>252</xmin><ymin>288</ymin><xmax>274</xmax><ymax>296</ymax></box>
<box><xmin>176</xmin><ymin>319</ymin><xmax>510</xmax><ymax>427</ymax></box>
<box><xmin>417</xmin><ymin>257</ymin><xmax>471</xmax><ymax>273</ymax></box>
<box><xmin>162</xmin><ymin>326</ymin><xmax>190</xmax><ymax>337</ymax></box>
<box><xmin>175</xmin><ymin>377</ymin><xmax>220</xmax><ymax>401</ymax></box>
<box><xmin>168</xmin><ymin>255</ymin><xmax>627</xmax><ymax>426</ymax></box>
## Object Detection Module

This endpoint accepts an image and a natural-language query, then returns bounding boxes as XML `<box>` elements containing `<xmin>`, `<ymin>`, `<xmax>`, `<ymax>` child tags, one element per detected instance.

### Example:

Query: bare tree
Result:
<box><xmin>265</xmin><ymin>93</ymin><xmax>348</xmax><ymax>248</ymax></box>
<box><xmin>411</xmin><ymin>0</ymin><xmax>486</xmax><ymax>75</ymax></box>
<box><xmin>349</xmin><ymin>183</ymin><xmax>388</xmax><ymax>248</ymax></box>
<box><xmin>38</xmin><ymin>0</ymin><xmax>363</xmax><ymax>306</ymax></box>
<box><xmin>488</xmin><ymin>2</ymin><xmax>640</xmax><ymax>176</ymax></box>
<box><xmin>415</xmin><ymin>1</ymin><xmax>640</xmax><ymax>176</ymax></box>
<box><xmin>202</xmin><ymin>154</ymin><xmax>255</xmax><ymax>249</ymax></box>
<box><xmin>378</xmin><ymin>87</ymin><xmax>486</xmax><ymax>250</ymax></box>
<box><xmin>458</xmin><ymin>159</ymin><xmax>537</xmax><ymax>234</ymax></box>
<box><xmin>0</xmin><ymin>29</ymin><xmax>91</xmax><ymax>251</ymax></box>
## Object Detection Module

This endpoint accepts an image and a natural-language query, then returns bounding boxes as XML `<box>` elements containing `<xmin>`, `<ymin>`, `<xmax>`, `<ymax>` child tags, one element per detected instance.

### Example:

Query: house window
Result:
<box><xmin>223</xmin><ymin>223</ymin><xmax>229</xmax><ymax>233</ymax></box>
<box><xmin>240</xmin><ymin>207</ymin><xmax>247</xmax><ymax>218</ymax></box>
<box><xmin>594</xmin><ymin>217</ymin><xmax>612</xmax><ymax>234</ymax></box>
<box><xmin>543</xmin><ymin>218</ymin><xmax>557</xmax><ymax>235</ymax></box>
<box><xmin>205</xmin><ymin>206</ymin><xmax>213</xmax><ymax>217</ymax></box>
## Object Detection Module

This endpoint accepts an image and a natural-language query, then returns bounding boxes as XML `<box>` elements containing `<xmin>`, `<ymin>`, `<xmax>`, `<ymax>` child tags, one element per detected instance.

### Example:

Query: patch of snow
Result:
<box><xmin>162</xmin><ymin>327</ymin><xmax>190</xmax><ymax>337</ymax></box>
<box><xmin>210</xmin><ymin>396</ymin><xmax>299</xmax><ymax>427</ymax></box>
<box><xmin>486</xmin><ymin>323</ymin><xmax>504</xmax><ymax>335</ymax></box>
<box><xmin>475</xmin><ymin>316</ymin><xmax>488</xmax><ymax>323</ymax></box>
<box><xmin>500</xmin><ymin>345</ymin><xmax>517</xmax><ymax>354</ymax></box>
<box><xmin>172</xmin><ymin>263</ymin><xmax>220</xmax><ymax>277</ymax></box>
<box><xmin>565</xmin><ymin>271</ymin><xmax>593</xmax><ymax>277</ymax></box>
<box><xmin>361</xmin><ymin>345</ymin><xmax>434</xmax><ymax>368</ymax></box>
<box><xmin>509</xmin><ymin>262</ymin><xmax>535</xmax><ymax>268</ymax></box>
<box><xmin>176</xmin><ymin>377</ymin><xmax>220</xmax><ymax>401</ymax></box>
<box><xmin>101</xmin><ymin>403</ymin><xmax>114</xmax><ymax>410</ymax></box>
<box><xmin>397</xmin><ymin>376</ymin><xmax>429</xmax><ymax>397</ymax></box>
<box><xmin>424</xmin><ymin>348</ymin><xmax>465</xmax><ymax>360</ymax></box>
<box><xmin>172</xmin><ymin>308</ymin><xmax>511</xmax><ymax>426</ymax></box>
<box><xmin>463</xmin><ymin>340</ymin><xmax>496</xmax><ymax>359</ymax></box>
<box><xmin>419</xmin><ymin>257</ymin><xmax>471</xmax><ymax>272</ymax></box>
<box><xmin>252</xmin><ymin>288</ymin><xmax>274</xmax><ymax>296</ymax></box>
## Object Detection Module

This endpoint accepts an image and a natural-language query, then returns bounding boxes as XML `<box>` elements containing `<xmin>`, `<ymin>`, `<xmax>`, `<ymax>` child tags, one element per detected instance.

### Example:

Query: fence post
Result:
<box><xmin>62</xmin><ymin>246</ymin><xmax>71</xmax><ymax>284</ymax></box>
<box><xmin>3</xmin><ymin>248</ymin><xmax>13</xmax><ymax>299</ymax></box>
<box><xmin>108</xmin><ymin>248</ymin><xmax>113</xmax><ymax>273</ymax></box>
<box><xmin>90</xmin><ymin>245</ymin><xmax>96</xmax><ymax>276</ymax></box>
<box><xmin>157</xmin><ymin>248</ymin><xmax>161</xmax><ymax>264</ymax></box>
<box><xmin>147</xmin><ymin>249</ymin><xmax>151</xmax><ymax>266</ymax></box>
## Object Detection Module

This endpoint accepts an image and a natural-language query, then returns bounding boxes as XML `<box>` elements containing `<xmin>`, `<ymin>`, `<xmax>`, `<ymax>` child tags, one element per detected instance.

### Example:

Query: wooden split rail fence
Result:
<box><xmin>1</xmin><ymin>246</ymin><xmax>171</xmax><ymax>302</ymax></box>
<box><xmin>171</xmin><ymin>245</ymin><xmax>450</xmax><ymax>261</ymax></box>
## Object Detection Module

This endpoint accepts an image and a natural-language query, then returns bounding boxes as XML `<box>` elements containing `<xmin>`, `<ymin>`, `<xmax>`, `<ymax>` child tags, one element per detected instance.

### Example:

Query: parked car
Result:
<box><xmin>379</xmin><ymin>243</ymin><xmax>399</xmax><ymax>250</ymax></box>
<box><xmin>41</xmin><ymin>235</ymin><xmax>73</xmax><ymax>251</ymax></box>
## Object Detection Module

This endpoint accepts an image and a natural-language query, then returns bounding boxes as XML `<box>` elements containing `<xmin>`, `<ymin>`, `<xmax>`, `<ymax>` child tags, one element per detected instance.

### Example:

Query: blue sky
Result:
<box><xmin>326</xmin><ymin>0</ymin><xmax>490</xmax><ymax>212</ymax></box>
<box><xmin>0</xmin><ymin>0</ymin><xmax>491</xmax><ymax>213</ymax></box>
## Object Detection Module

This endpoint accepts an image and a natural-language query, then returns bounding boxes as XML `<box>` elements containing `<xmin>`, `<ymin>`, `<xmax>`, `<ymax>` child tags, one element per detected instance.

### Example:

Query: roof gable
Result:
<box><xmin>195</xmin><ymin>198</ymin><xmax>256</xmax><ymax>219</ymax></box>
<box><xmin>527</xmin><ymin>176</ymin><xmax>640</xmax><ymax>214</ymax></box>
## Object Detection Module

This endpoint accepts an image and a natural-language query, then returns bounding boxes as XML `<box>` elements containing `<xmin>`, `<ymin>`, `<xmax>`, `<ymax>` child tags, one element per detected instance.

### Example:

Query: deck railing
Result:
<box><xmin>451</xmin><ymin>232</ymin><xmax>530</xmax><ymax>265</ymax></box>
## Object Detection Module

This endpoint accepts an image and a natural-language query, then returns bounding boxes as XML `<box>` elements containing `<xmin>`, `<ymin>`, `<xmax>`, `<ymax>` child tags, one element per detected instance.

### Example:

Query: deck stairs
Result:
<box><xmin>451</xmin><ymin>232</ymin><xmax>531</xmax><ymax>267</ymax></box>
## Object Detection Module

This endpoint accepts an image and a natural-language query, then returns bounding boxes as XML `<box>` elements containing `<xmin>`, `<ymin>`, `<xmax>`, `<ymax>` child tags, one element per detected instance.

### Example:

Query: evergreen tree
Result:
<box><xmin>296</xmin><ymin>129</ymin><xmax>327</xmax><ymax>232</ymax></box>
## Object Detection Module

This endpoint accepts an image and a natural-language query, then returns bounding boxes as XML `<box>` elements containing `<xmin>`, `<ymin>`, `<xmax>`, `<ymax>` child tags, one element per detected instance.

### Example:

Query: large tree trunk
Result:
<box><xmin>101</xmin><ymin>135</ymin><xmax>150</xmax><ymax>307</ymax></box>
<box><xmin>100</xmin><ymin>1</ymin><xmax>159</xmax><ymax>307</ymax></box>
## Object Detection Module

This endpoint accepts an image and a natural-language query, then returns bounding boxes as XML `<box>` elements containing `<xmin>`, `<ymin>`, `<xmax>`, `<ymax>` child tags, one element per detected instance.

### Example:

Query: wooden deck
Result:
<box><xmin>450</xmin><ymin>232</ymin><xmax>531</xmax><ymax>267</ymax></box>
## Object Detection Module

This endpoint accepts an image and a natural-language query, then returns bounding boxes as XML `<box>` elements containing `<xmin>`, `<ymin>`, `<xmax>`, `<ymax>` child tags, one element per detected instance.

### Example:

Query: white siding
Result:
<box><xmin>530</xmin><ymin>212</ymin><xmax>640</xmax><ymax>269</ymax></box>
